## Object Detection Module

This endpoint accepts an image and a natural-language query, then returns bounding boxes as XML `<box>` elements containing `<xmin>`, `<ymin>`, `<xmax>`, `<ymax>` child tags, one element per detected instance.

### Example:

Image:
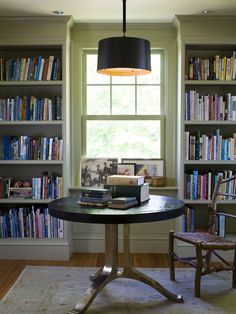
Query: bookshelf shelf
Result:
<box><xmin>0</xmin><ymin>199</ymin><xmax>52</xmax><ymax>204</ymax></box>
<box><xmin>184</xmin><ymin>121</ymin><xmax>236</xmax><ymax>126</ymax></box>
<box><xmin>184</xmin><ymin>199</ymin><xmax>236</xmax><ymax>205</ymax></box>
<box><xmin>185</xmin><ymin>80</ymin><xmax>236</xmax><ymax>86</ymax></box>
<box><xmin>0</xmin><ymin>121</ymin><xmax>63</xmax><ymax>125</ymax></box>
<box><xmin>1</xmin><ymin>238</ymin><xmax>70</xmax><ymax>245</ymax></box>
<box><xmin>0</xmin><ymin>160</ymin><xmax>64</xmax><ymax>164</ymax></box>
<box><xmin>183</xmin><ymin>160</ymin><xmax>236</xmax><ymax>165</ymax></box>
<box><xmin>0</xmin><ymin>16</ymin><xmax>72</xmax><ymax>260</ymax></box>
<box><xmin>0</xmin><ymin>80</ymin><xmax>63</xmax><ymax>86</ymax></box>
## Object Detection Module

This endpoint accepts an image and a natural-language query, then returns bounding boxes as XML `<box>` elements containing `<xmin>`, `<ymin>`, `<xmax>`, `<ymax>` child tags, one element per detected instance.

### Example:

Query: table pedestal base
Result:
<box><xmin>68</xmin><ymin>224</ymin><xmax>183</xmax><ymax>314</ymax></box>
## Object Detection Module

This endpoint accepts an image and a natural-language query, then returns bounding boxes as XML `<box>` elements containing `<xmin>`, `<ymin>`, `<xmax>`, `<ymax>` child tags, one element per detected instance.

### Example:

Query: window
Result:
<box><xmin>82</xmin><ymin>50</ymin><xmax>164</xmax><ymax>159</ymax></box>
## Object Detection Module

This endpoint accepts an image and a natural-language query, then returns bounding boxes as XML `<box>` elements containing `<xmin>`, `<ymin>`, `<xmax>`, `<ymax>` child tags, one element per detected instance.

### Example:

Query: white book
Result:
<box><xmin>218</xmin><ymin>215</ymin><xmax>225</xmax><ymax>237</ymax></box>
<box><xmin>184</xmin><ymin>131</ymin><xmax>190</xmax><ymax>160</ymax></box>
<box><xmin>48</xmin><ymin>137</ymin><xmax>53</xmax><ymax>160</ymax></box>
<box><xmin>48</xmin><ymin>98</ymin><xmax>52</xmax><ymax>121</ymax></box>
<box><xmin>106</xmin><ymin>175</ymin><xmax>144</xmax><ymax>186</ymax></box>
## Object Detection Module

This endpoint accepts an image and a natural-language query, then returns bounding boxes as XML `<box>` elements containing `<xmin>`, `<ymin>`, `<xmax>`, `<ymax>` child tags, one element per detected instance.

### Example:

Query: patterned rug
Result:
<box><xmin>0</xmin><ymin>266</ymin><xmax>235</xmax><ymax>314</ymax></box>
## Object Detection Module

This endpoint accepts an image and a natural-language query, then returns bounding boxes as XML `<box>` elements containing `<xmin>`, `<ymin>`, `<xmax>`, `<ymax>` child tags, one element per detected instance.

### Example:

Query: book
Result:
<box><xmin>81</xmin><ymin>188</ymin><xmax>111</xmax><ymax>198</ymax></box>
<box><xmin>217</xmin><ymin>214</ymin><xmax>226</xmax><ymax>237</ymax></box>
<box><xmin>46</xmin><ymin>56</ymin><xmax>54</xmax><ymax>80</ymax></box>
<box><xmin>106</xmin><ymin>175</ymin><xmax>144</xmax><ymax>186</ymax></box>
<box><xmin>79</xmin><ymin>195</ymin><xmax>112</xmax><ymax>204</ymax></box>
<box><xmin>108</xmin><ymin>197</ymin><xmax>138</xmax><ymax>209</ymax></box>
<box><xmin>104</xmin><ymin>183</ymin><xmax>149</xmax><ymax>204</ymax></box>
<box><xmin>78</xmin><ymin>201</ymin><xmax>108</xmax><ymax>208</ymax></box>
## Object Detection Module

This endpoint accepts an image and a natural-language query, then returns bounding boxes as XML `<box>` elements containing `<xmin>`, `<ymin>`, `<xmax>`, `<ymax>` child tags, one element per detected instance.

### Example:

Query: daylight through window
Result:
<box><xmin>82</xmin><ymin>50</ymin><xmax>164</xmax><ymax>159</ymax></box>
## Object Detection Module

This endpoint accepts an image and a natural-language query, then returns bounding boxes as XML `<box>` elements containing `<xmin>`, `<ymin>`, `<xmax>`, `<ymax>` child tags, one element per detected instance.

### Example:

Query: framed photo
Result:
<box><xmin>81</xmin><ymin>158</ymin><xmax>118</xmax><ymax>187</ymax></box>
<box><xmin>121</xmin><ymin>158</ymin><xmax>164</xmax><ymax>177</ymax></box>
<box><xmin>118</xmin><ymin>163</ymin><xmax>136</xmax><ymax>176</ymax></box>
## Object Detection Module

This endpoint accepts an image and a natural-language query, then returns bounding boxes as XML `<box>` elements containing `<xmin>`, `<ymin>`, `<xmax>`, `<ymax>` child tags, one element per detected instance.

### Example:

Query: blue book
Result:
<box><xmin>4</xmin><ymin>135</ymin><xmax>11</xmax><ymax>160</ymax></box>
<box><xmin>35</xmin><ymin>56</ymin><xmax>42</xmax><ymax>80</ymax></box>
<box><xmin>192</xmin><ymin>170</ymin><xmax>198</xmax><ymax>200</ymax></box>
<box><xmin>26</xmin><ymin>96</ymin><xmax>31</xmax><ymax>120</ymax></box>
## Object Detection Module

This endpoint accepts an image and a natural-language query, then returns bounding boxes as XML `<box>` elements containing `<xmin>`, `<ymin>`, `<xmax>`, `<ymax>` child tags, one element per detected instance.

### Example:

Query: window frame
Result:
<box><xmin>81</xmin><ymin>49</ymin><xmax>165</xmax><ymax>159</ymax></box>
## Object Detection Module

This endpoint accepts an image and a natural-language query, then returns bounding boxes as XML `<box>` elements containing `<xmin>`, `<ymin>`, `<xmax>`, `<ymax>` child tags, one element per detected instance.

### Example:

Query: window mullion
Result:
<box><xmin>110</xmin><ymin>76</ymin><xmax>112</xmax><ymax>114</ymax></box>
<box><xmin>135</xmin><ymin>76</ymin><xmax>137</xmax><ymax>114</ymax></box>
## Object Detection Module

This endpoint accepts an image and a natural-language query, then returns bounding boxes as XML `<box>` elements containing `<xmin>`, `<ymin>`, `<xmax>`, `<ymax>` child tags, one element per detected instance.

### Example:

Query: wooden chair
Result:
<box><xmin>169</xmin><ymin>175</ymin><xmax>236</xmax><ymax>297</ymax></box>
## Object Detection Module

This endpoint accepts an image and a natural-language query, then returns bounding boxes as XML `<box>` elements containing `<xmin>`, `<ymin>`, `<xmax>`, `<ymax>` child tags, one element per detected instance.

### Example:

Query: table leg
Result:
<box><xmin>120</xmin><ymin>224</ymin><xmax>183</xmax><ymax>303</ymax></box>
<box><xmin>68</xmin><ymin>223</ymin><xmax>183</xmax><ymax>314</ymax></box>
<box><xmin>68</xmin><ymin>224</ymin><xmax>120</xmax><ymax>314</ymax></box>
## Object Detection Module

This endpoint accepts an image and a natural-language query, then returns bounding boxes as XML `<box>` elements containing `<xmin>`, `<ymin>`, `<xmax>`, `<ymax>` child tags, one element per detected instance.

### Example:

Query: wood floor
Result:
<box><xmin>0</xmin><ymin>252</ymin><xmax>180</xmax><ymax>301</ymax></box>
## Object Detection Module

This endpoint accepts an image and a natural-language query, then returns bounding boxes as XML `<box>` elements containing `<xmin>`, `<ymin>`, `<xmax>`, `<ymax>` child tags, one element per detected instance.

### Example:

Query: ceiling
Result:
<box><xmin>0</xmin><ymin>0</ymin><xmax>236</xmax><ymax>23</ymax></box>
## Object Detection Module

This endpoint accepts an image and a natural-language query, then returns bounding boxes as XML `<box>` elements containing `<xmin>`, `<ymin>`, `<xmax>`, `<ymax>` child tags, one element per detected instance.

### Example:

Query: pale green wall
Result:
<box><xmin>70</xmin><ymin>23</ymin><xmax>177</xmax><ymax>187</ymax></box>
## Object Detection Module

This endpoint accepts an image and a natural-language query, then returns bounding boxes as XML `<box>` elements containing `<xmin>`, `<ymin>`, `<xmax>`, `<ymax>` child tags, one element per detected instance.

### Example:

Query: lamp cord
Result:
<box><xmin>123</xmin><ymin>0</ymin><xmax>126</xmax><ymax>37</ymax></box>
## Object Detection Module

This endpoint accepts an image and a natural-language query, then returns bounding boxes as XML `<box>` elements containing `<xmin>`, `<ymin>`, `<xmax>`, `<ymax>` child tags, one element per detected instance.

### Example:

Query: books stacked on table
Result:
<box><xmin>108</xmin><ymin>197</ymin><xmax>138</xmax><ymax>210</ymax></box>
<box><xmin>105</xmin><ymin>175</ymin><xmax>150</xmax><ymax>204</ymax></box>
<box><xmin>78</xmin><ymin>188</ymin><xmax>112</xmax><ymax>208</ymax></box>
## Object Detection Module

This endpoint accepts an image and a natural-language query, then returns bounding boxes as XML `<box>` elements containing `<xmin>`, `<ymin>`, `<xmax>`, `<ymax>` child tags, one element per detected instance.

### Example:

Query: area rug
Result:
<box><xmin>0</xmin><ymin>266</ymin><xmax>235</xmax><ymax>314</ymax></box>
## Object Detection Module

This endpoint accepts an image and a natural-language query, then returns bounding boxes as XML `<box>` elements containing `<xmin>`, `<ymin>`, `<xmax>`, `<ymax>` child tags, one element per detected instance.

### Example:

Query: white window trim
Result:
<box><xmin>81</xmin><ymin>49</ymin><xmax>165</xmax><ymax>159</ymax></box>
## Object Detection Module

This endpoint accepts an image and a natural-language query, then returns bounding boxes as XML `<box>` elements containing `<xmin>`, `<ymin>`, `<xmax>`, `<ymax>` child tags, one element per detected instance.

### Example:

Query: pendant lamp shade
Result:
<box><xmin>97</xmin><ymin>36</ymin><xmax>151</xmax><ymax>76</ymax></box>
<box><xmin>97</xmin><ymin>0</ymin><xmax>151</xmax><ymax>76</ymax></box>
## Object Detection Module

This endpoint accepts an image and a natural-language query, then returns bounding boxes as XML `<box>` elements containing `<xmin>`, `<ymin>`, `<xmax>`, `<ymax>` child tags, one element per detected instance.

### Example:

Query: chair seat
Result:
<box><xmin>174</xmin><ymin>232</ymin><xmax>236</xmax><ymax>250</ymax></box>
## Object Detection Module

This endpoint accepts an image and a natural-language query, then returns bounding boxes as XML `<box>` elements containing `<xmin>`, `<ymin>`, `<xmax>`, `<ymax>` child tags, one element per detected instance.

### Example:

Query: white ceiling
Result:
<box><xmin>0</xmin><ymin>0</ymin><xmax>236</xmax><ymax>23</ymax></box>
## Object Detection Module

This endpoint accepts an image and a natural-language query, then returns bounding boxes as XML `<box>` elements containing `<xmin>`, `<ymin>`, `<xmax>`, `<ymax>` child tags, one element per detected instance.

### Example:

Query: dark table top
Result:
<box><xmin>48</xmin><ymin>195</ymin><xmax>185</xmax><ymax>224</ymax></box>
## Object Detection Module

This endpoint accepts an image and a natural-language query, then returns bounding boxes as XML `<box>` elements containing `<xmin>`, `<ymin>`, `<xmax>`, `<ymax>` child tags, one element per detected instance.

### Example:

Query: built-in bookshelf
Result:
<box><xmin>176</xmin><ymin>16</ymin><xmax>236</xmax><ymax>240</ymax></box>
<box><xmin>0</xmin><ymin>17</ymin><xmax>72</xmax><ymax>260</ymax></box>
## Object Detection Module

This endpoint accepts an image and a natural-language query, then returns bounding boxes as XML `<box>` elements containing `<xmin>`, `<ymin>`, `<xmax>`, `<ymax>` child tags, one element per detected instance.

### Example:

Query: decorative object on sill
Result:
<box><xmin>97</xmin><ymin>0</ymin><xmax>151</xmax><ymax>76</ymax></box>
<box><xmin>151</xmin><ymin>176</ymin><xmax>165</xmax><ymax>187</ymax></box>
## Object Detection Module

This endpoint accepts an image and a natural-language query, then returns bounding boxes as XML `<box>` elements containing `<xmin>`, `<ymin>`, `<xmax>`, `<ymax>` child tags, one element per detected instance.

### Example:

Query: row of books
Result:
<box><xmin>0</xmin><ymin>206</ymin><xmax>63</xmax><ymax>239</ymax></box>
<box><xmin>183</xmin><ymin>206</ymin><xmax>195</xmax><ymax>232</ymax></box>
<box><xmin>0</xmin><ymin>173</ymin><xmax>63</xmax><ymax>200</ymax></box>
<box><xmin>186</xmin><ymin>53</ymin><xmax>236</xmax><ymax>81</ymax></box>
<box><xmin>185</xmin><ymin>91</ymin><xmax>236</xmax><ymax>121</ymax></box>
<box><xmin>182</xmin><ymin>206</ymin><xmax>227</xmax><ymax>237</ymax></box>
<box><xmin>32</xmin><ymin>173</ymin><xmax>63</xmax><ymax>200</ymax></box>
<box><xmin>0</xmin><ymin>135</ymin><xmax>63</xmax><ymax>160</ymax></box>
<box><xmin>0</xmin><ymin>56</ymin><xmax>61</xmax><ymax>81</ymax></box>
<box><xmin>185</xmin><ymin>130</ymin><xmax>236</xmax><ymax>161</ymax></box>
<box><xmin>184</xmin><ymin>170</ymin><xmax>236</xmax><ymax>200</ymax></box>
<box><xmin>0</xmin><ymin>96</ymin><xmax>62</xmax><ymax>121</ymax></box>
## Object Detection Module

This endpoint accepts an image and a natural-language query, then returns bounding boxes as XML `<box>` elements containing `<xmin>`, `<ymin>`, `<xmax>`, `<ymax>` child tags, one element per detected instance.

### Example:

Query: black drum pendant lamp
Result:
<box><xmin>97</xmin><ymin>0</ymin><xmax>151</xmax><ymax>76</ymax></box>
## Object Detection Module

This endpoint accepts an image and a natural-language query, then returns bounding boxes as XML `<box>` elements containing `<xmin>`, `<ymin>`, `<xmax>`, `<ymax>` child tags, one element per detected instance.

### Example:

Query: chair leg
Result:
<box><xmin>195</xmin><ymin>242</ymin><xmax>203</xmax><ymax>298</ymax></box>
<box><xmin>169</xmin><ymin>230</ymin><xmax>175</xmax><ymax>281</ymax></box>
<box><xmin>204</xmin><ymin>250</ymin><xmax>212</xmax><ymax>272</ymax></box>
<box><xmin>233</xmin><ymin>248</ymin><xmax>236</xmax><ymax>289</ymax></box>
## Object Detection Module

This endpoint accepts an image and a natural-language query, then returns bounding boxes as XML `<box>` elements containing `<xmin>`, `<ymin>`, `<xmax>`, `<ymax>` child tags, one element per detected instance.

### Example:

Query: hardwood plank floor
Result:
<box><xmin>0</xmin><ymin>252</ymin><xmax>181</xmax><ymax>301</ymax></box>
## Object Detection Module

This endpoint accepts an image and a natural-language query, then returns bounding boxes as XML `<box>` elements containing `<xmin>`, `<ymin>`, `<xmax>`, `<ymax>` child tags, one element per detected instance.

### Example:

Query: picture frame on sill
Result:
<box><xmin>118</xmin><ymin>163</ymin><xmax>136</xmax><ymax>176</ymax></box>
<box><xmin>81</xmin><ymin>158</ymin><xmax>118</xmax><ymax>187</ymax></box>
<box><xmin>121</xmin><ymin>158</ymin><xmax>164</xmax><ymax>177</ymax></box>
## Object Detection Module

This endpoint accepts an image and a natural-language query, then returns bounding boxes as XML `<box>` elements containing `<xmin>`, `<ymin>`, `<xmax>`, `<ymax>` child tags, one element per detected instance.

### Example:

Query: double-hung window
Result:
<box><xmin>82</xmin><ymin>50</ymin><xmax>164</xmax><ymax>159</ymax></box>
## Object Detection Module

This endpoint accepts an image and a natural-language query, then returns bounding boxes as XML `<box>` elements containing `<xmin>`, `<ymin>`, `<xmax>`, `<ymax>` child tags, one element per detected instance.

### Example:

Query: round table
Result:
<box><xmin>49</xmin><ymin>194</ymin><xmax>185</xmax><ymax>314</ymax></box>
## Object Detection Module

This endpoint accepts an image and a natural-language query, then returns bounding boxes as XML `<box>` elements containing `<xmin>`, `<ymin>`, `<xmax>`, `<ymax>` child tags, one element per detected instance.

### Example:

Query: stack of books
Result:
<box><xmin>108</xmin><ymin>197</ymin><xmax>138</xmax><ymax>210</ymax></box>
<box><xmin>78</xmin><ymin>188</ymin><xmax>112</xmax><ymax>208</ymax></box>
<box><xmin>105</xmin><ymin>175</ymin><xmax>150</xmax><ymax>204</ymax></box>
